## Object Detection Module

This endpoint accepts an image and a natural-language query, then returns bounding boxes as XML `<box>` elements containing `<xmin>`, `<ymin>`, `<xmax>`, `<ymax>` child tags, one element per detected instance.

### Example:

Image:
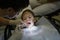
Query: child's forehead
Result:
<box><xmin>21</xmin><ymin>10</ymin><xmax>35</xmax><ymax>19</ymax></box>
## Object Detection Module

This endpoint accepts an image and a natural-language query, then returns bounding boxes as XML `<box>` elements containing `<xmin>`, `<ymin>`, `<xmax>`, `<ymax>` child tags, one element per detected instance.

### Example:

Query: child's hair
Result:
<box><xmin>21</xmin><ymin>9</ymin><xmax>35</xmax><ymax>20</ymax></box>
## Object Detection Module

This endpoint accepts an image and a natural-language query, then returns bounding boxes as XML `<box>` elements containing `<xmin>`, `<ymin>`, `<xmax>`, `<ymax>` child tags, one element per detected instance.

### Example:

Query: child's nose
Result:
<box><xmin>26</xmin><ymin>18</ymin><xmax>30</xmax><ymax>21</ymax></box>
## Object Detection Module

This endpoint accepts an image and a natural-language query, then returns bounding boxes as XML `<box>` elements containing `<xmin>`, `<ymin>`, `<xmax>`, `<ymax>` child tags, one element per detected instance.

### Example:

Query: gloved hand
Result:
<box><xmin>9</xmin><ymin>19</ymin><xmax>23</xmax><ymax>25</ymax></box>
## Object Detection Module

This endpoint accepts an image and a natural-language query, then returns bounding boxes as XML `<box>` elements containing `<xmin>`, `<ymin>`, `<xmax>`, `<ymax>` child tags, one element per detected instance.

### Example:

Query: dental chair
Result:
<box><xmin>31</xmin><ymin>1</ymin><xmax>60</xmax><ymax>33</ymax></box>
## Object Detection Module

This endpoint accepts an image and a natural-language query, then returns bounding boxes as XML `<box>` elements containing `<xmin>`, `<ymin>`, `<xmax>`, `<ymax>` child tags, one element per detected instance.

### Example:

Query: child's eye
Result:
<box><xmin>29</xmin><ymin>17</ymin><xmax>31</xmax><ymax>18</ymax></box>
<box><xmin>23</xmin><ymin>18</ymin><xmax>26</xmax><ymax>20</ymax></box>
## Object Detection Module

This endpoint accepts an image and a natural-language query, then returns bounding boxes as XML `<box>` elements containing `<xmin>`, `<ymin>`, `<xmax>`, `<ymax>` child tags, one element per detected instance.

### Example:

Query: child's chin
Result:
<box><xmin>27</xmin><ymin>24</ymin><xmax>30</xmax><ymax>26</ymax></box>
<box><xmin>26</xmin><ymin>24</ymin><xmax>31</xmax><ymax>27</ymax></box>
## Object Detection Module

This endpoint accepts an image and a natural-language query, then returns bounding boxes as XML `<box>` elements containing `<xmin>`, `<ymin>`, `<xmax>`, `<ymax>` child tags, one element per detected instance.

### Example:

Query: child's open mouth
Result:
<box><xmin>27</xmin><ymin>22</ymin><xmax>31</xmax><ymax>24</ymax></box>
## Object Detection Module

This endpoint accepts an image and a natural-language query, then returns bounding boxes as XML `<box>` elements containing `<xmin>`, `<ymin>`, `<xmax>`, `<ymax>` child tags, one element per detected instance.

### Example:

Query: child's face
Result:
<box><xmin>22</xmin><ymin>11</ymin><xmax>35</xmax><ymax>27</ymax></box>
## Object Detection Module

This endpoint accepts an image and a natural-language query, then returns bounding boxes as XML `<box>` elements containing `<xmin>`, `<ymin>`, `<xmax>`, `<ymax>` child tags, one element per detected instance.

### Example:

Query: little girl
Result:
<box><xmin>20</xmin><ymin>9</ymin><xmax>60</xmax><ymax>40</ymax></box>
<box><xmin>9</xmin><ymin>9</ymin><xmax>60</xmax><ymax>40</ymax></box>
